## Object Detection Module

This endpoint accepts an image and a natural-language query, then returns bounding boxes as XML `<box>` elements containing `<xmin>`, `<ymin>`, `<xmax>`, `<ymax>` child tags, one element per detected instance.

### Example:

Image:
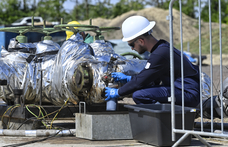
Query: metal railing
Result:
<box><xmin>169</xmin><ymin>0</ymin><xmax>227</xmax><ymax>146</ymax></box>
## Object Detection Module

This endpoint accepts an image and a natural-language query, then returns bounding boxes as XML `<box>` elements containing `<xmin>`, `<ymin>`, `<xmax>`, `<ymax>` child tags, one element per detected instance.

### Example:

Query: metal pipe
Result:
<box><xmin>208</xmin><ymin>0</ymin><xmax>214</xmax><ymax>132</ymax></box>
<box><xmin>169</xmin><ymin>0</ymin><xmax>176</xmax><ymax>141</ymax></box>
<box><xmin>218</xmin><ymin>0</ymin><xmax>224</xmax><ymax>133</ymax></box>
<box><xmin>198</xmin><ymin>0</ymin><xmax>203</xmax><ymax>132</ymax></box>
<box><xmin>172</xmin><ymin>133</ymin><xmax>190</xmax><ymax>147</ymax></box>
<box><xmin>193</xmin><ymin>134</ymin><xmax>212</xmax><ymax>147</ymax></box>
<box><xmin>179</xmin><ymin>0</ymin><xmax>185</xmax><ymax>130</ymax></box>
<box><xmin>174</xmin><ymin>129</ymin><xmax>228</xmax><ymax>139</ymax></box>
<box><xmin>39</xmin><ymin>58</ymin><xmax>43</xmax><ymax>106</ymax></box>
<box><xmin>194</xmin><ymin>122</ymin><xmax>228</xmax><ymax>130</ymax></box>
<box><xmin>0</xmin><ymin>129</ymin><xmax>75</xmax><ymax>137</ymax></box>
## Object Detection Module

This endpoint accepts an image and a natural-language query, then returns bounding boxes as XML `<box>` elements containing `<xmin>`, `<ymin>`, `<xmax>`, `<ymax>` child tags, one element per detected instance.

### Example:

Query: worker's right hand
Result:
<box><xmin>105</xmin><ymin>87</ymin><xmax>119</xmax><ymax>101</ymax></box>
<box><xmin>111</xmin><ymin>72</ymin><xmax>131</xmax><ymax>83</ymax></box>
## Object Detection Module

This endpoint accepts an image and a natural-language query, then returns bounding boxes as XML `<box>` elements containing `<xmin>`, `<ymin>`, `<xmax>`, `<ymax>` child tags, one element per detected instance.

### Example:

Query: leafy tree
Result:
<box><xmin>0</xmin><ymin>0</ymin><xmax>30</xmax><ymax>25</ymax></box>
<box><xmin>71</xmin><ymin>0</ymin><xmax>145</xmax><ymax>21</ymax></box>
<box><xmin>71</xmin><ymin>2</ymin><xmax>88</xmax><ymax>20</ymax></box>
<box><xmin>201</xmin><ymin>0</ymin><xmax>228</xmax><ymax>24</ymax></box>
<box><xmin>70</xmin><ymin>0</ymin><xmax>80</xmax><ymax>20</ymax></box>
<box><xmin>35</xmin><ymin>0</ymin><xmax>68</xmax><ymax>22</ymax></box>
<box><xmin>157</xmin><ymin>0</ymin><xmax>196</xmax><ymax>18</ymax></box>
<box><xmin>71</xmin><ymin>0</ymin><xmax>113</xmax><ymax>21</ymax></box>
<box><xmin>70</xmin><ymin>0</ymin><xmax>91</xmax><ymax>21</ymax></box>
<box><xmin>111</xmin><ymin>0</ymin><xmax>144</xmax><ymax>18</ymax></box>
<box><xmin>145</xmin><ymin>0</ymin><xmax>166</xmax><ymax>8</ymax></box>
<box><xmin>0</xmin><ymin>0</ymin><xmax>147</xmax><ymax>25</ymax></box>
<box><xmin>89</xmin><ymin>1</ymin><xmax>112</xmax><ymax>19</ymax></box>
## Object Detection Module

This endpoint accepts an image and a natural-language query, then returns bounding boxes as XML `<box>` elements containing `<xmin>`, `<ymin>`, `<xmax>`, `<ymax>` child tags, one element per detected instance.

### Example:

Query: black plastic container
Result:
<box><xmin>124</xmin><ymin>104</ymin><xmax>196</xmax><ymax>146</ymax></box>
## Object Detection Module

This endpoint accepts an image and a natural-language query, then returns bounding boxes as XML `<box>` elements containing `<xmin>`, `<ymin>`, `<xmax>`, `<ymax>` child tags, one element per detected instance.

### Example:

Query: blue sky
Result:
<box><xmin>63</xmin><ymin>0</ymin><xmax>119</xmax><ymax>12</ymax></box>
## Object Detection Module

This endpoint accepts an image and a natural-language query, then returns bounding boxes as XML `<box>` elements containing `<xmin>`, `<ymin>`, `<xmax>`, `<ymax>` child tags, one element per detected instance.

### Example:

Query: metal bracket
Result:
<box><xmin>166</xmin><ymin>15</ymin><xmax>173</xmax><ymax>21</ymax></box>
<box><xmin>168</xmin><ymin>97</ymin><xmax>172</xmax><ymax>102</ymax></box>
<box><xmin>79</xmin><ymin>101</ymin><xmax>86</xmax><ymax>114</ymax></box>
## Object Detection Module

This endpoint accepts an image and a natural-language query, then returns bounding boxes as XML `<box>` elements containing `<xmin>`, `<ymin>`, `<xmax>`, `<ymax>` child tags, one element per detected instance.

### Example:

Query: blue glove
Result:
<box><xmin>105</xmin><ymin>87</ymin><xmax>119</xmax><ymax>101</ymax></box>
<box><xmin>111</xmin><ymin>72</ymin><xmax>131</xmax><ymax>83</ymax></box>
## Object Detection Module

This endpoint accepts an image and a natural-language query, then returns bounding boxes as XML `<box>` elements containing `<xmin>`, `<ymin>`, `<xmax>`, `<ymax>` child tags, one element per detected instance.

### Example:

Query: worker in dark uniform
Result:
<box><xmin>105</xmin><ymin>16</ymin><xmax>200</xmax><ymax>107</ymax></box>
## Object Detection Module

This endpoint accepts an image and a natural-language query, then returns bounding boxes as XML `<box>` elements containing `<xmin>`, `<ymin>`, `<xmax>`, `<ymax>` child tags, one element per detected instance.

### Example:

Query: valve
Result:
<box><xmin>72</xmin><ymin>63</ymin><xmax>93</xmax><ymax>97</ymax></box>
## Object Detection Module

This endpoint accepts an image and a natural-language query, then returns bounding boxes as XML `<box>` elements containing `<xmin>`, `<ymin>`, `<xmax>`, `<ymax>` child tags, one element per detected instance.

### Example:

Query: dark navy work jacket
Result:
<box><xmin>118</xmin><ymin>40</ymin><xmax>200</xmax><ymax>99</ymax></box>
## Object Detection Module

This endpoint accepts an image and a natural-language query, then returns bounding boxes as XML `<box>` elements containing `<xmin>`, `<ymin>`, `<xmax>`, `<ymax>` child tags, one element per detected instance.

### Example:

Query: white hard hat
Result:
<box><xmin>122</xmin><ymin>16</ymin><xmax>156</xmax><ymax>42</ymax></box>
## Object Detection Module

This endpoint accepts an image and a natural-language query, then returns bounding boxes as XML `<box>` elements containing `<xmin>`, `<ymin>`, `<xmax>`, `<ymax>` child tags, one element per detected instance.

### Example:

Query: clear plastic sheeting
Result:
<box><xmin>23</xmin><ymin>54</ymin><xmax>58</xmax><ymax>103</ymax></box>
<box><xmin>0</xmin><ymin>47</ymin><xmax>10</xmax><ymax>57</ymax></box>
<box><xmin>222</xmin><ymin>77</ymin><xmax>228</xmax><ymax>99</ymax></box>
<box><xmin>90</xmin><ymin>39</ymin><xmax>146</xmax><ymax>75</ymax></box>
<box><xmin>36</xmin><ymin>40</ymin><xmax>60</xmax><ymax>55</ymax></box>
<box><xmin>0</xmin><ymin>33</ymin><xmax>147</xmax><ymax>106</ymax></box>
<box><xmin>51</xmin><ymin>33</ymin><xmax>95</xmax><ymax>105</ymax></box>
<box><xmin>23</xmin><ymin>39</ymin><xmax>61</xmax><ymax>103</ymax></box>
<box><xmin>215</xmin><ymin>77</ymin><xmax>228</xmax><ymax>117</ymax></box>
<box><xmin>8</xmin><ymin>38</ymin><xmax>18</xmax><ymax>49</ymax></box>
<box><xmin>116</xmin><ymin>59</ymin><xmax>147</xmax><ymax>75</ymax></box>
<box><xmin>85</xmin><ymin>39</ymin><xmax>146</xmax><ymax>104</ymax></box>
<box><xmin>0</xmin><ymin>47</ymin><xmax>32</xmax><ymax>102</ymax></box>
<box><xmin>8</xmin><ymin>38</ymin><xmax>37</xmax><ymax>54</ymax></box>
<box><xmin>90</xmin><ymin>40</ymin><xmax>124</xmax><ymax>62</ymax></box>
<box><xmin>0</xmin><ymin>38</ymin><xmax>60</xmax><ymax>104</ymax></box>
<box><xmin>17</xmin><ymin>42</ymin><xmax>37</xmax><ymax>50</ymax></box>
<box><xmin>201</xmin><ymin>72</ymin><xmax>211</xmax><ymax>100</ymax></box>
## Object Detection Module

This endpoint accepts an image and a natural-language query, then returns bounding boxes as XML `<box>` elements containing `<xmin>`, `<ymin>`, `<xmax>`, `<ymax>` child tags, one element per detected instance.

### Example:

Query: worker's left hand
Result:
<box><xmin>111</xmin><ymin>72</ymin><xmax>131</xmax><ymax>83</ymax></box>
<box><xmin>105</xmin><ymin>87</ymin><xmax>119</xmax><ymax>101</ymax></box>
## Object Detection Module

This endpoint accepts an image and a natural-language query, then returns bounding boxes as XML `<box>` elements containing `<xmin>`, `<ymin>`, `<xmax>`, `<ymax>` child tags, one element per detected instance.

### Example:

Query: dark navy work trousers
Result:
<box><xmin>132</xmin><ymin>86</ymin><xmax>199</xmax><ymax>107</ymax></box>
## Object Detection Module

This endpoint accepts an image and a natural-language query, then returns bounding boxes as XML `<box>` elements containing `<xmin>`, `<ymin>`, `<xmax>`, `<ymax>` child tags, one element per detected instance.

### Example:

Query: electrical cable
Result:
<box><xmin>16</xmin><ymin>117</ymin><xmax>37</xmax><ymax>130</ymax></box>
<box><xmin>66</xmin><ymin>105</ymin><xmax>77</xmax><ymax>123</ymax></box>
<box><xmin>1</xmin><ymin>105</ymin><xmax>14</xmax><ymax>127</ymax></box>
<box><xmin>66</xmin><ymin>105</ymin><xmax>76</xmax><ymax>116</ymax></box>
<box><xmin>26</xmin><ymin>105</ymin><xmax>66</xmax><ymax>120</ymax></box>
<box><xmin>24</xmin><ymin>99</ymin><xmax>70</xmax><ymax>129</ymax></box>
<box><xmin>2</xmin><ymin>129</ymin><xmax>63</xmax><ymax>147</ymax></box>
<box><xmin>7</xmin><ymin>105</ymin><xmax>21</xmax><ymax>129</ymax></box>
<box><xmin>2</xmin><ymin>98</ymin><xmax>71</xmax><ymax>130</ymax></box>
<box><xmin>50</xmin><ymin>98</ymin><xmax>70</xmax><ymax>129</ymax></box>
<box><xmin>25</xmin><ymin>105</ymin><xmax>48</xmax><ymax>128</ymax></box>
<box><xmin>1</xmin><ymin>104</ymin><xmax>21</xmax><ymax>129</ymax></box>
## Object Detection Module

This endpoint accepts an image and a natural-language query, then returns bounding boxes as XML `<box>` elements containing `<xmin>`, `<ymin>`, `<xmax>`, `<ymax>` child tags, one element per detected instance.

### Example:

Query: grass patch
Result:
<box><xmin>175</xmin><ymin>26</ymin><xmax>228</xmax><ymax>54</ymax></box>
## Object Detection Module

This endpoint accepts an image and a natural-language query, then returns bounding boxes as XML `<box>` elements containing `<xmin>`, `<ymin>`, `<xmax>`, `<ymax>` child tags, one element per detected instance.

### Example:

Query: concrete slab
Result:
<box><xmin>0</xmin><ymin>136</ymin><xmax>228</xmax><ymax>147</ymax></box>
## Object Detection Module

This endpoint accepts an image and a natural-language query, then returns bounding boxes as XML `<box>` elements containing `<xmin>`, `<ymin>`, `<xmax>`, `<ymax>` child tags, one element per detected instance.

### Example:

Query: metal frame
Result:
<box><xmin>169</xmin><ymin>0</ymin><xmax>226</xmax><ymax>146</ymax></box>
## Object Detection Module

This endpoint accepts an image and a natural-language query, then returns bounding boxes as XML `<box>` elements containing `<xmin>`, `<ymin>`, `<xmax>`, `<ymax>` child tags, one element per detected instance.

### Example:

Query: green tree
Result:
<box><xmin>71</xmin><ymin>2</ymin><xmax>88</xmax><ymax>20</ymax></box>
<box><xmin>71</xmin><ymin>0</ymin><xmax>123</xmax><ymax>21</ymax></box>
<box><xmin>35</xmin><ymin>0</ymin><xmax>68</xmax><ymax>22</ymax></box>
<box><xmin>89</xmin><ymin>1</ymin><xmax>112</xmax><ymax>19</ymax></box>
<box><xmin>0</xmin><ymin>0</ymin><xmax>30</xmax><ymax>25</ymax></box>
<box><xmin>201</xmin><ymin>0</ymin><xmax>228</xmax><ymax>24</ymax></box>
<box><xmin>145</xmin><ymin>0</ymin><xmax>166</xmax><ymax>8</ymax></box>
<box><xmin>112</xmin><ymin>0</ymin><xmax>144</xmax><ymax>18</ymax></box>
<box><xmin>158</xmin><ymin>0</ymin><xmax>196</xmax><ymax>18</ymax></box>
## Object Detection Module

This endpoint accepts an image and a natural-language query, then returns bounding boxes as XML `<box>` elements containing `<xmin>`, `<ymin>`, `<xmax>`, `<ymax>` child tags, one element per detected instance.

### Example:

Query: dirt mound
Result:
<box><xmin>79</xmin><ymin>7</ymin><xmax>223</xmax><ymax>45</ymax></box>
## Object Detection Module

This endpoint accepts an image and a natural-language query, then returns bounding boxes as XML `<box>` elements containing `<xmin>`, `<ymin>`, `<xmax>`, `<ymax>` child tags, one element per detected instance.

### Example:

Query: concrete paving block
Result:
<box><xmin>75</xmin><ymin>112</ymin><xmax>133</xmax><ymax>140</ymax></box>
